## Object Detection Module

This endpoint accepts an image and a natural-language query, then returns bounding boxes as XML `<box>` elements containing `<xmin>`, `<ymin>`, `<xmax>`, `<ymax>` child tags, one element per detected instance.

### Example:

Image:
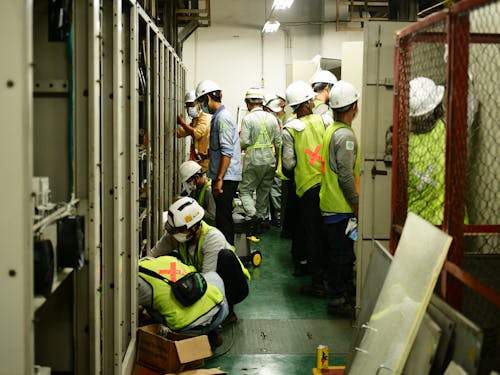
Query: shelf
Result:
<box><xmin>34</xmin><ymin>267</ymin><xmax>73</xmax><ymax>312</ymax></box>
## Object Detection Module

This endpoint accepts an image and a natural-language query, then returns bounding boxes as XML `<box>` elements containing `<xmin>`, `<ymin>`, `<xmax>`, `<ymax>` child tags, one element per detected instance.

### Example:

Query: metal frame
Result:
<box><xmin>0</xmin><ymin>1</ymin><xmax>34</xmax><ymax>373</ymax></box>
<box><xmin>391</xmin><ymin>0</ymin><xmax>500</xmax><ymax>310</ymax></box>
<box><xmin>88</xmin><ymin>1</ymin><xmax>103</xmax><ymax>373</ymax></box>
<box><xmin>1</xmin><ymin>1</ymin><xmax>185</xmax><ymax>373</ymax></box>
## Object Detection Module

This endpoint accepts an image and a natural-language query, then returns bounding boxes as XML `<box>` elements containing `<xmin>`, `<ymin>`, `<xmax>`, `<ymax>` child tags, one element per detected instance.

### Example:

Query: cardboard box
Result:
<box><xmin>136</xmin><ymin>324</ymin><xmax>213</xmax><ymax>373</ymax></box>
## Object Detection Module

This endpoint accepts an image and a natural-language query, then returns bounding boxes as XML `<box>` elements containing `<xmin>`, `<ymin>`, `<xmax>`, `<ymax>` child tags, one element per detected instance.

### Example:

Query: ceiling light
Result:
<box><xmin>262</xmin><ymin>19</ymin><xmax>280</xmax><ymax>33</ymax></box>
<box><xmin>273</xmin><ymin>0</ymin><xmax>294</xmax><ymax>10</ymax></box>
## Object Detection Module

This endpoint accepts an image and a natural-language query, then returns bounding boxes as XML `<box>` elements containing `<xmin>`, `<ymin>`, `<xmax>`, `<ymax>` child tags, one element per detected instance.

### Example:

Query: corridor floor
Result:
<box><xmin>206</xmin><ymin>226</ymin><xmax>355</xmax><ymax>374</ymax></box>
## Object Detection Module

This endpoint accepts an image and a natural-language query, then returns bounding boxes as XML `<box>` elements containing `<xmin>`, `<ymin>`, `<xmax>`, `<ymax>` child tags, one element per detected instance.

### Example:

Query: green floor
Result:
<box><xmin>206</xmin><ymin>226</ymin><xmax>355</xmax><ymax>374</ymax></box>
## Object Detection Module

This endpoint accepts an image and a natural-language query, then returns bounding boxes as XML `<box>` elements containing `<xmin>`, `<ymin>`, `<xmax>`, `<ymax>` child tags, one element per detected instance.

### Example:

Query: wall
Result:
<box><xmin>181</xmin><ymin>0</ymin><xmax>359</xmax><ymax>117</ymax></box>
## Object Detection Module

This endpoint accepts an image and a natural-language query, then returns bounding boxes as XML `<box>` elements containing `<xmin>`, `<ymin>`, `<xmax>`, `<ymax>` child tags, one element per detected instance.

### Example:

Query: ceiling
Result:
<box><xmin>207</xmin><ymin>0</ymin><xmax>448</xmax><ymax>30</ymax></box>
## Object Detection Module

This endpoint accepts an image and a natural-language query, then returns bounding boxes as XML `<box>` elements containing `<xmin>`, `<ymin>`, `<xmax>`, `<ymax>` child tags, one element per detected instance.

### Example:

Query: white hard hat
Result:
<box><xmin>165</xmin><ymin>197</ymin><xmax>204</xmax><ymax>234</ymax></box>
<box><xmin>265</xmin><ymin>97</ymin><xmax>282</xmax><ymax>113</ymax></box>
<box><xmin>329</xmin><ymin>80</ymin><xmax>359</xmax><ymax>109</ymax></box>
<box><xmin>285</xmin><ymin>80</ymin><xmax>316</xmax><ymax>107</ymax></box>
<box><xmin>310</xmin><ymin>70</ymin><xmax>338</xmax><ymax>85</ymax></box>
<box><xmin>184</xmin><ymin>90</ymin><xmax>196</xmax><ymax>103</ymax></box>
<box><xmin>245</xmin><ymin>87</ymin><xmax>264</xmax><ymax>100</ymax></box>
<box><xmin>179</xmin><ymin>160</ymin><xmax>202</xmax><ymax>183</ymax></box>
<box><xmin>276</xmin><ymin>91</ymin><xmax>286</xmax><ymax>101</ymax></box>
<box><xmin>264</xmin><ymin>93</ymin><xmax>278</xmax><ymax>105</ymax></box>
<box><xmin>195</xmin><ymin>80</ymin><xmax>221</xmax><ymax>100</ymax></box>
<box><xmin>409</xmin><ymin>77</ymin><xmax>444</xmax><ymax>117</ymax></box>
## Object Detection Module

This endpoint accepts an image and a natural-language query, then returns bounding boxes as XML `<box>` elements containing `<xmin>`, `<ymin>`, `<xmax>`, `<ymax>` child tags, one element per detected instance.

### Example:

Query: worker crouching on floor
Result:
<box><xmin>179</xmin><ymin>160</ymin><xmax>216</xmax><ymax>226</ymax></box>
<box><xmin>152</xmin><ymin>197</ymin><xmax>250</xmax><ymax>312</ymax></box>
<box><xmin>138</xmin><ymin>255</ymin><xmax>229</xmax><ymax>344</ymax></box>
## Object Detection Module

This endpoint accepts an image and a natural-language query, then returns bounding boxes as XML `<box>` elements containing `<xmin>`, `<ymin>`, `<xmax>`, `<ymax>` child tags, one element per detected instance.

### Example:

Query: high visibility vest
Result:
<box><xmin>319</xmin><ymin>121</ymin><xmax>360</xmax><ymax>213</ymax></box>
<box><xmin>275</xmin><ymin>145</ymin><xmax>289</xmax><ymax>181</ymax></box>
<box><xmin>246</xmin><ymin>119</ymin><xmax>273</xmax><ymax>151</ymax></box>
<box><xmin>286</xmin><ymin>114</ymin><xmax>326</xmax><ymax>197</ymax></box>
<box><xmin>138</xmin><ymin>256</ymin><xmax>223</xmax><ymax>331</ymax></box>
<box><xmin>408</xmin><ymin>119</ymin><xmax>446</xmax><ymax>225</ymax></box>
<box><xmin>196</xmin><ymin>180</ymin><xmax>212</xmax><ymax>207</ymax></box>
<box><xmin>179</xmin><ymin>221</ymin><xmax>251</xmax><ymax>280</ymax></box>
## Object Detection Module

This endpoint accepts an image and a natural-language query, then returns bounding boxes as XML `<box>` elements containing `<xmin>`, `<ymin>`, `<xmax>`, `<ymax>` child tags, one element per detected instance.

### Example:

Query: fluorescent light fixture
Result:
<box><xmin>273</xmin><ymin>0</ymin><xmax>294</xmax><ymax>10</ymax></box>
<box><xmin>262</xmin><ymin>19</ymin><xmax>280</xmax><ymax>33</ymax></box>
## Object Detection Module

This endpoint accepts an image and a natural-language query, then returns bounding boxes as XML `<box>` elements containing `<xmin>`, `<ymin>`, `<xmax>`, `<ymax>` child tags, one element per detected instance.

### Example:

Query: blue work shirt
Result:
<box><xmin>207</xmin><ymin>105</ymin><xmax>242</xmax><ymax>182</ymax></box>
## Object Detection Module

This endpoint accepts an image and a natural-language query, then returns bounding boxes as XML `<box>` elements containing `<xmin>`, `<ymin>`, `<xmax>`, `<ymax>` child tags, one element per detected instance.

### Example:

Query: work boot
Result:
<box><xmin>300</xmin><ymin>283</ymin><xmax>327</xmax><ymax>298</ymax></box>
<box><xmin>293</xmin><ymin>261</ymin><xmax>309</xmax><ymax>277</ymax></box>
<box><xmin>221</xmin><ymin>310</ymin><xmax>238</xmax><ymax>328</ymax></box>
<box><xmin>207</xmin><ymin>330</ymin><xmax>223</xmax><ymax>349</ymax></box>
<box><xmin>327</xmin><ymin>297</ymin><xmax>355</xmax><ymax>319</ymax></box>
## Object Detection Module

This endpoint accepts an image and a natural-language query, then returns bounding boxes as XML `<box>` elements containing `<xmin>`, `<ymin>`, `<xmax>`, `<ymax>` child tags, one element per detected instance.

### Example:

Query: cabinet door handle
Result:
<box><xmin>371</xmin><ymin>165</ymin><xmax>388</xmax><ymax>177</ymax></box>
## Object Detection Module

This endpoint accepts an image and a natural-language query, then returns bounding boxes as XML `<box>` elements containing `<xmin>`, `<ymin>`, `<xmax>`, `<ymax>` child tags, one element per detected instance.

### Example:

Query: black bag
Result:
<box><xmin>57</xmin><ymin>215</ymin><xmax>85</xmax><ymax>269</ymax></box>
<box><xmin>171</xmin><ymin>272</ymin><xmax>208</xmax><ymax>307</ymax></box>
<box><xmin>34</xmin><ymin>239</ymin><xmax>54</xmax><ymax>297</ymax></box>
<box><xmin>139</xmin><ymin>266</ymin><xmax>207</xmax><ymax>307</ymax></box>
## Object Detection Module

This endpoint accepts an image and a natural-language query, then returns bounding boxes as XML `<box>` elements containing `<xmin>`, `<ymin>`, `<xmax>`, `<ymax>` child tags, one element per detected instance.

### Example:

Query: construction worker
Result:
<box><xmin>408</xmin><ymin>77</ymin><xmax>463</xmax><ymax>225</ymax></box>
<box><xmin>310</xmin><ymin>70</ymin><xmax>337</xmax><ymax>119</ymax></box>
<box><xmin>179</xmin><ymin>160</ymin><xmax>216</xmax><ymax>225</ymax></box>
<box><xmin>138</xmin><ymin>255</ymin><xmax>228</xmax><ymax>340</ymax></box>
<box><xmin>282</xmin><ymin>80</ymin><xmax>333</xmax><ymax>296</ymax></box>
<box><xmin>152</xmin><ymin>197</ymin><xmax>250</xmax><ymax>307</ymax></box>
<box><xmin>239</xmin><ymin>88</ymin><xmax>282</xmax><ymax>234</ymax></box>
<box><xmin>177</xmin><ymin>90</ymin><xmax>212</xmax><ymax>171</ymax></box>
<box><xmin>320</xmin><ymin>80</ymin><xmax>361</xmax><ymax>317</ymax></box>
<box><xmin>195</xmin><ymin>80</ymin><xmax>242</xmax><ymax>246</ymax></box>
<box><xmin>263</xmin><ymin>93</ymin><xmax>286</xmax><ymax>228</ymax></box>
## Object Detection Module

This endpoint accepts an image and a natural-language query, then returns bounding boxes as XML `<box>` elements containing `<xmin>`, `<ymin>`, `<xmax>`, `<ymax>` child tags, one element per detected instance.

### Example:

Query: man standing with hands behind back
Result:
<box><xmin>320</xmin><ymin>80</ymin><xmax>361</xmax><ymax>318</ymax></box>
<box><xmin>195</xmin><ymin>80</ymin><xmax>242</xmax><ymax>246</ymax></box>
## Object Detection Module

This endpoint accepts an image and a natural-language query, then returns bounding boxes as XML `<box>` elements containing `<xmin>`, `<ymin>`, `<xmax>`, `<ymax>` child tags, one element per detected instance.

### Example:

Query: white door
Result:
<box><xmin>357</xmin><ymin>21</ymin><xmax>412</xmax><ymax>306</ymax></box>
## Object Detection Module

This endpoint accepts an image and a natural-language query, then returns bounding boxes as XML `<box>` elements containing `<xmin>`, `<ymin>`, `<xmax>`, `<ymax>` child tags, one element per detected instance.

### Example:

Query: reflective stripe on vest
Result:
<box><xmin>287</xmin><ymin>114</ymin><xmax>326</xmax><ymax>197</ymax></box>
<box><xmin>246</xmin><ymin>119</ymin><xmax>273</xmax><ymax>151</ymax></box>
<box><xmin>198</xmin><ymin>180</ymin><xmax>212</xmax><ymax>207</ymax></box>
<box><xmin>319</xmin><ymin>121</ymin><xmax>360</xmax><ymax>213</ymax></box>
<box><xmin>408</xmin><ymin>119</ymin><xmax>446</xmax><ymax>225</ymax></box>
<box><xmin>138</xmin><ymin>256</ymin><xmax>223</xmax><ymax>331</ymax></box>
<box><xmin>179</xmin><ymin>221</ymin><xmax>251</xmax><ymax>280</ymax></box>
<box><xmin>275</xmin><ymin>145</ymin><xmax>289</xmax><ymax>181</ymax></box>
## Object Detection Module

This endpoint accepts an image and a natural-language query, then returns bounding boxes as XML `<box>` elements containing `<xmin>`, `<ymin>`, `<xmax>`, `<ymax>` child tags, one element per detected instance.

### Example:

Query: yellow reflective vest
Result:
<box><xmin>138</xmin><ymin>256</ymin><xmax>223</xmax><ymax>331</ymax></box>
<box><xmin>286</xmin><ymin>114</ymin><xmax>326</xmax><ymax>197</ymax></box>
<box><xmin>179</xmin><ymin>221</ymin><xmax>251</xmax><ymax>280</ymax></box>
<box><xmin>320</xmin><ymin>121</ymin><xmax>360</xmax><ymax>213</ymax></box>
<box><xmin>408</xmin><ymin>119</ymin><xmax>446</xmax><ymax>225</ymax></box>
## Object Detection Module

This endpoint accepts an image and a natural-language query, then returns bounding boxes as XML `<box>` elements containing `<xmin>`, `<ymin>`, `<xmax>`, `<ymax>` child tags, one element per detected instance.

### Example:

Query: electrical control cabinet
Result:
<box><xmin>0</xmin><ymin>1</ymin><xmax>185</xmax><ymax>374</ymax></box>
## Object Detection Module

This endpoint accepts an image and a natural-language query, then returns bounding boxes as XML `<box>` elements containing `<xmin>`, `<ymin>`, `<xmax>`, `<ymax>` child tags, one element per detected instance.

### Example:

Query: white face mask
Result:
<box><xmin>173</xmin><ymin>232</ymin><xmax>191</xmax><ymax>243</ymax></box>
<box><xmin>182</xmin><ymin>181</ymin><xmax>197</xmax><ymax>195</ymax></box>
<box><xmin>187</xmin><ymin>106</ymin><xmax>200</xmax><ymax>118</ymax></box>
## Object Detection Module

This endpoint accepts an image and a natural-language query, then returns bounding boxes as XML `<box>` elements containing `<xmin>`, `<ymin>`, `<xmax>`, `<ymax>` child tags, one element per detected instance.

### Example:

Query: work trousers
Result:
<box><xmin>216</xmin><ymin>249</ymin><xmax>249</xmax><ymax>306</ymax></box>
<box><xmin>326</xmin><ymin>219</ymin><xmax>356</xmax><ymax>300</ymax></box>
<box><xmin>214</xmin><ymin>180</ymin><xmax>239</xmax><ymax>246</ymax></box>
<box><xmin>180</xmin><ymin>272</ymin><xmax>229</xmax><ymax>335</ymax></box>
<box><xmin>239</xmin><ymin>162</ymin><xmax>275</xmax><ymax>220</ymax></box>
<box><xmin>298</xmin><ymin>185</ymin><xmax>325</xmax><ymax>286</ymax></box>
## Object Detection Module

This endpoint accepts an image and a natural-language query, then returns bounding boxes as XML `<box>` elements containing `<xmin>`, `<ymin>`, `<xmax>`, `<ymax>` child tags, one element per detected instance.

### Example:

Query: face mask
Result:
<box><xmin>187</xmin><ymin>106</ymin><xmax>200</xmax><ymax>118</ymax></box>
<box><xmin>200</xmin><ymin>97</ymin><xmax>210</xmax><ymax>114</ymax></box>
<box><xmin>173</xmin><ymin>232</ymin><xmax>191</xmax><ymax>243</ymax></box>
<box><xmin>200</xmin><ymin>102</ymin><xmax>210</xmax><ymax>114</ymax></box>
<box><xmin>182</xmin><ymin>181</ymin><xmax>197</xmax><ymax>195</ymax></box>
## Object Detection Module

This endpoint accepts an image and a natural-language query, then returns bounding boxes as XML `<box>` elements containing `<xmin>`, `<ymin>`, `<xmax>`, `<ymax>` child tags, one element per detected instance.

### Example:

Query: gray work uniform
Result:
<box><xmin>239</xmin><ymin>108</ymin><xmax>282</xmax><ymax>219</ymax></box>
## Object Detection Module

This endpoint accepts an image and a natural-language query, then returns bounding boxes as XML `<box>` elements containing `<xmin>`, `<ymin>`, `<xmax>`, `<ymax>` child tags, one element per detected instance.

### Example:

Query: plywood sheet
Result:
<box><xmin>349</xmin><ymin>213</ymin><xmax>452</xmax><ymax>374</ymax></box>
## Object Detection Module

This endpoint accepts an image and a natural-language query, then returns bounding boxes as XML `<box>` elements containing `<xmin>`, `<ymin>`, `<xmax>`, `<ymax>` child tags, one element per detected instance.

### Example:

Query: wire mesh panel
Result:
<box><xmin>392</xmin><ymin>0</ymin><xmax>499</xmax><ymax>310</ymax></box>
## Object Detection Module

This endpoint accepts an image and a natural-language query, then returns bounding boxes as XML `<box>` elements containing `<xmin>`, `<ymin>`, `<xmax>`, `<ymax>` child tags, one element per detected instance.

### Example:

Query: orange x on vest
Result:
<box><xmin>158</xmin><ymin>262</ymin><xmax>186</xmax><ymax>282</ymax></box>
<box><xmin>305</xmin><ymin>145</ymin><xmax>325</xmax><ymax>173</ymax></box>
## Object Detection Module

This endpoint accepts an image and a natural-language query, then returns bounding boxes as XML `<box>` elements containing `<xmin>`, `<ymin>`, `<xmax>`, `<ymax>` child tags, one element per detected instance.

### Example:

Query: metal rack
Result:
<box><xmin>0</xmin><ymin>1</ymin><xmax>185</xmax><ymax>374</ymax></box>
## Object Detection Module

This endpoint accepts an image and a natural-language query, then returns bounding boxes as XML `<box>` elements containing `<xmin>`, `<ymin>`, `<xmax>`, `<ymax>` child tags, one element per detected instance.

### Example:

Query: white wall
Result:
<box><xmin>182</xmin><ymin>0</ymin><xmax>364</xmax><ymax>116</ymax></box>
<box><xmin>183</xmin><ymin>26</ymin><xmax>287</xmax><ymax>118</ymax></box>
